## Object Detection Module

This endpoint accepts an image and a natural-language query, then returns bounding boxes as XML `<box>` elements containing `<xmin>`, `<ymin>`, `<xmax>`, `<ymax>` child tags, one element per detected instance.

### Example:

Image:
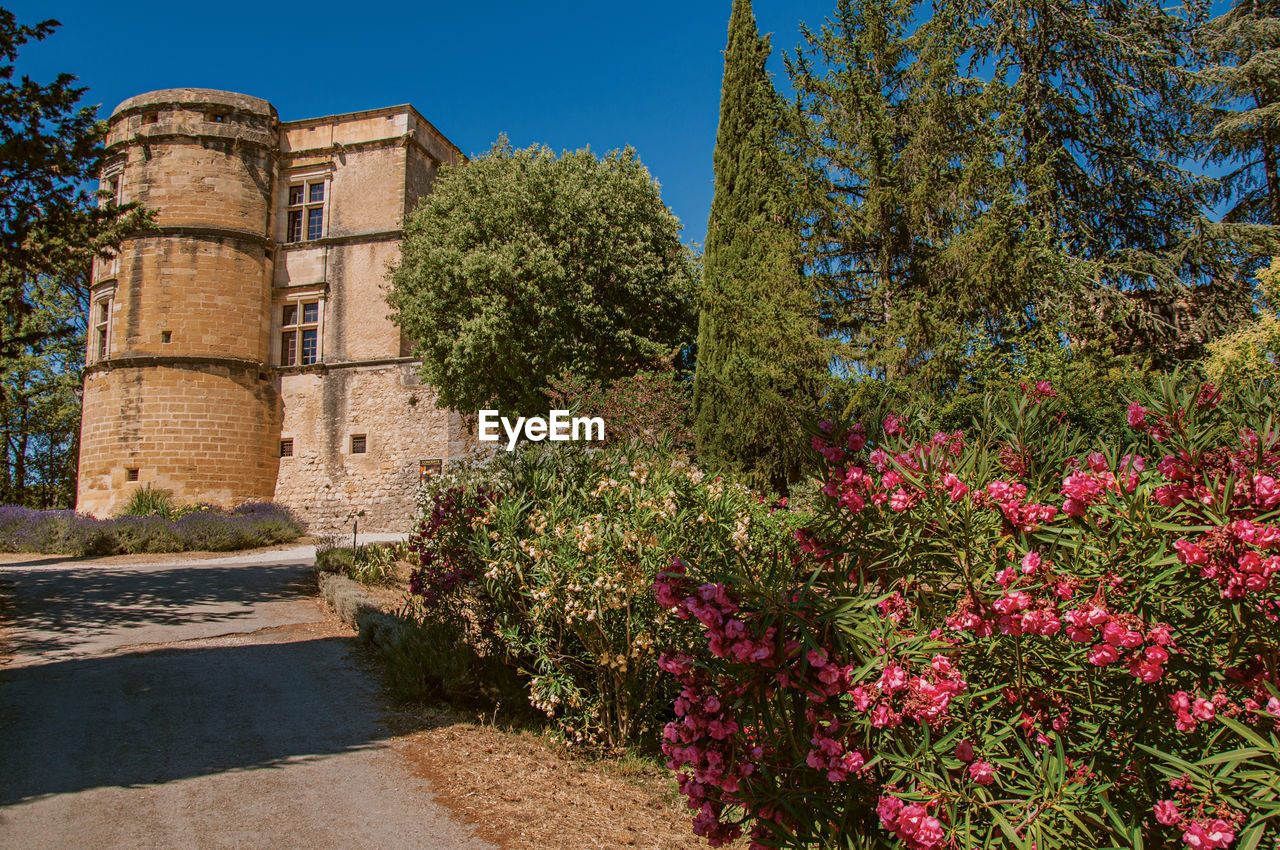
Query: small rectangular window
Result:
<box><xmin>351</xmin><ymin>435</ymin><xmax>366</xmax><ymax>454</ymax></box>
<box><xmin>93</xmin><ymin>297</ymin><xmax>112</xmax><ymax>361</ymax></box>
<box><xmin>142</xmin><ymin>111</ymin><xmax>158</xmax><ymax>124</ymax></box>
<box><xmin>288</xmin><ymin>186</ymin><xmax>304</xmax><ymax>206</ymax></box>
<box><xmin>282</xmin><ymin>304</ymin><xmax>297</xmax><ymax>326</ymax></box>
<box><xmin>126</xmin><ymin>468</ymin><xmax>139</xmax><ymax>482</ymax></box>
<box><xmin>280</xmin><ymin>439</ymin><xmax>293</xmax><ymax>458</ymax></box>
<box><xmin>287</xmin><ymin>210</ymin><xmax>302</xmax><ymax>243</ymax></box>
<box><xmin>309</xmin><ymin>183</ymin><xmax>325</xmax><ymax>203</ymax></box>
<box><xmin>302</xmin><ymin>302</ymin><xmax>318</xmax><ymax>324</ymax></box>
<box><xmin>161</xmin><ymin>330</ymin><xmax>172</xmax><ymax>344</ymax></box>
<box><xmin>307</xmin><ymin>208</ymin><xmax>324</xmax><ymax>240</ymax></box>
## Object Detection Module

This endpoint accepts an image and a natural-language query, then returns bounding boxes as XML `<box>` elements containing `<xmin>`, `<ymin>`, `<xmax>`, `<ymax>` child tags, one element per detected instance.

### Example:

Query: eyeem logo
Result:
<box><xmin>478</xmin><ymin>409</ymin><xmax>605</xmax><ymax>451</ymax></box>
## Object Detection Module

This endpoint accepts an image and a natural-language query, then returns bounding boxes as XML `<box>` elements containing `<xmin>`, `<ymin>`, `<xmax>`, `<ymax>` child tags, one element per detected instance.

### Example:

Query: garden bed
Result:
<box><xmin>0</xmin><ymin>502</ymin><xmax>305</xmax><ymax>557</ymax></box>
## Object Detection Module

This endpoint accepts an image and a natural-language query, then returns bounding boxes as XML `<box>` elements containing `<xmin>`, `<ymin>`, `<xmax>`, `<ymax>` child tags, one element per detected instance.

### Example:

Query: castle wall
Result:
<box><xmin>77</xmin><ymin>362</ymin><xmax>281</xmax><ymax>516</ymax></box>
<box><xmin>273</xmin><ymin>363</ymin><xmax>473</xmax><ymax>533</ymax></box>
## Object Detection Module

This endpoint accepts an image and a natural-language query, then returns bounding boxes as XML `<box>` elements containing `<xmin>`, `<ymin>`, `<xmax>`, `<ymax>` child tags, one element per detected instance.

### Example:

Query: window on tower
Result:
<box><xmin>286</xmin><ymin>180</ymin><xmax>326</xmax><ymax>242</ymax></box>
<box><xmin>92</xmin><ymin>297</ymin><xmax>112</xmax><ymax>362</ymax></box>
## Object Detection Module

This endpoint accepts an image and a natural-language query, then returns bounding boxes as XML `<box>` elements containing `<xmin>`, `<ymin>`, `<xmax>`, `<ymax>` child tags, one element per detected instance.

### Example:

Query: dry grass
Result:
<box><xmin>384</xmin><ymin>704</ymin><xmax>731</xmax><ymax>850</ymax></box>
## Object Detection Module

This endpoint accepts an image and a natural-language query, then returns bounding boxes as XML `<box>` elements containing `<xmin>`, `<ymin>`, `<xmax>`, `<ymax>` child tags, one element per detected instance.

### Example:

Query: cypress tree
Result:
<box><xmin>693</xmin><ymin>0</ymin><xmax>824</xmax><ymax>495</ymax></box>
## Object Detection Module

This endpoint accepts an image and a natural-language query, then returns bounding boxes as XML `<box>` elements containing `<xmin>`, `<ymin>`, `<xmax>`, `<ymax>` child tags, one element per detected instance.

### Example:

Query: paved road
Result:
<box><xmin>0</xmin><ymin>546</ymin><xmax>492</xmax><ymax>850</ymax></box>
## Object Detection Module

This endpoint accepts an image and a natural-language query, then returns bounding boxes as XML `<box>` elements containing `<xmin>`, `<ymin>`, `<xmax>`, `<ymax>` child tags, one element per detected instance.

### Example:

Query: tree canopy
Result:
<box><xmin>0</xmin><ymin>9</ymin><xmax>149</xmax><ymax>506</ymax></box>
<box><xmin>388</xmin><ymin>138</ymin><xmax>697</xmax><ymax>416</ymax></box>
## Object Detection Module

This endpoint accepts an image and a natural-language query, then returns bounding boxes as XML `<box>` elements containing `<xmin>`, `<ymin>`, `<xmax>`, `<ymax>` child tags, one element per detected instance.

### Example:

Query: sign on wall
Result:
<box><xmin>419</xmin><ymin>458</ymin><xmax>442</xmax><ymax>481</ymax></box>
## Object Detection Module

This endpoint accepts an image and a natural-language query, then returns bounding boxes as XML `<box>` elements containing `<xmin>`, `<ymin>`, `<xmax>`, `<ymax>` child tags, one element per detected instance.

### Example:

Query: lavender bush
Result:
<box><xmin>0</xmin><ymin>502</ymin><xmax>304</xmax><ymax>556</ymax></box>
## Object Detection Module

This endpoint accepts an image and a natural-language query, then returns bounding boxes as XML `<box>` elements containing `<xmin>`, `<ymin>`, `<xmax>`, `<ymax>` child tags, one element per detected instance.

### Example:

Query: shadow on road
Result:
<box><xmin>0</xmin><ymin>561</ymin><xmax>314</xmax><ymax>658</ymax></box>
<box><xmin>0</xmin><ymin>635</ymin><xmax>401</xmax><ymax>805</ymax></box>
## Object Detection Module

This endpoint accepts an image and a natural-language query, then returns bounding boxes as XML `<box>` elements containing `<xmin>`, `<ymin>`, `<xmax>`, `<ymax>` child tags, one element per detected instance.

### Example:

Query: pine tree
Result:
<box><xmin>1199</xmin><ymin>0</ymin><xmax>1280</xmax><ymax>226</ymax></box>
<box><xmin>693</xmin><ymin>0</ymin><xmax>824</xmax><ymax>494</ymax></box>
<box><xmin>962</xmin><ymin>0</ymin><xmax>1269</xmax><ymax>359</ymax></box>
<box><xmin>787</xmin><ymin>0</ymin><xmax>996</xmax><ymax>390</ymax></box>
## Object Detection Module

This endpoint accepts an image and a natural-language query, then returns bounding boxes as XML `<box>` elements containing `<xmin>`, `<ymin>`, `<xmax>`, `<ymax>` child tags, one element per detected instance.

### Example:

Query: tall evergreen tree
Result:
<box><xmin>791</xmin><ymin>0</ymin><xmax>1275</xmax><ymax>381</ymax></box>
<box><xmin>961</xmin><ymin>0</ymin><xmax>1269</xmax><ymax>359</ymax></box>
<box><xmin>693</xmin><ymin>0</ymin><xmax>824</xmax><ymax>494</ymax></box>
<box><xmin>787</xmin><ymin>0</ymin><xmax>996</xmax><ymax>389</ymax></box>
<box><xmin>1198</xmin><ymin>0</ymin><xmax>1280</xmax><ymax>226</ymax></box>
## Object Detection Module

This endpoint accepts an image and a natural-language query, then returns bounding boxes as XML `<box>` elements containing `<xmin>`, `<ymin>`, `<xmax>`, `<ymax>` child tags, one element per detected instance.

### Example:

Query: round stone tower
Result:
<box><xmin>76</xmin><ymin>89</ymin><xmax>282</xmax><ymax>516</ymax></box>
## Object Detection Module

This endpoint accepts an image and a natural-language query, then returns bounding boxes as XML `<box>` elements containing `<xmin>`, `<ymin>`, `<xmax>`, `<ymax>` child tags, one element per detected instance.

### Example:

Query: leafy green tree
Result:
<box><xmin>0</xmin><ymin>10</ymin><xmax>149</xmax><ymax>506</ymax></box>
<box><xmin>693</xmin><ymin>0</ymin><xmax>826</xmax><ymax>494</ymax></box>
<box><xmin>1200</xmin><ymin>256</ymin><xmax>1280</xmax><ymax>388</ymax></box>
<box><xmin>388</xmin><ymin>137</ymin><xmax>697</xmax><ymax>416</ymax></box>
<box><xmin>1198</xmin><ymin>0</ymin><xmax>1280</xmax><ymax>226</ymax></box>
<box><xmin>0</xmin><ymin>267</ymin><xmax>87</xmax><ymax>507</ymax></box>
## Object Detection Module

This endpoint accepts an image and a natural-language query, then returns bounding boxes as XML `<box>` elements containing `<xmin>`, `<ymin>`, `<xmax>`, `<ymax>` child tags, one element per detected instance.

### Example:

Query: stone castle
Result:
<box><xmin>76</xmin><ymin>88</ymin><xmax>475</xmax><ymax>532</ymax></box>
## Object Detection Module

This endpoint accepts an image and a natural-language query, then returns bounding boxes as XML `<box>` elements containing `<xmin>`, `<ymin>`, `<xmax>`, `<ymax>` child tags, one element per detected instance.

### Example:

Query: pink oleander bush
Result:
<box><xmin>656</xmin><ymin>375</ymin><xmax>1280</xmax><ymax>849</ymax></box>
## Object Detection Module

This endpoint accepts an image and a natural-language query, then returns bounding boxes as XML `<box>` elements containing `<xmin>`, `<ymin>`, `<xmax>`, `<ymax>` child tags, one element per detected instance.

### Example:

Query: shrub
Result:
<box><xmin>544</xmin><ymin>366</ymin><xmax>695</xmax><ymax>449</ymax></box>
<box><xmin>406</xmin><ymin>441</ymin><xmax>805</xmax><ymax>750</ymax></box>
<box><xmin>0</xmin><ymin>501</ymin><xmax>305</xmax><ymax>556</ymax></box>
<box><xmin>656</xmin><ymin>376</ymin><xmax>1280</xmax><ymax>849</ymax></box>
<box><xmin>117</xmin><ymin>483</ymin><xmax>176</xmax><ymax>519</ymax></box>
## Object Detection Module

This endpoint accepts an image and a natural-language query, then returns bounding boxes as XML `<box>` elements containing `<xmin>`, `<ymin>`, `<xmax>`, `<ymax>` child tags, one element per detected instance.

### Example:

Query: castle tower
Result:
<box><xmin>77</xmin><ymin>88</ymin><xmax>476</xmax><ymax>529</ymax></box>
<box><xmin>76</xmin><ymin>89</ymin><xmax>282</xmax><ymax>515</ymax></box>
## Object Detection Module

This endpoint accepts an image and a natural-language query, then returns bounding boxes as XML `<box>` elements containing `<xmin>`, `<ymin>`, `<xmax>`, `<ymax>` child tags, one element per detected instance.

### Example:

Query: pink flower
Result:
<box><xmin>1088</xmin><ymin>644</ymin><xmax>1120</xmax><ymax>665</ymax></box>
<box><xmin>941</xmin><ymin>473</ymin><xmax>968</xmax><ymax>502</ymax></box>
<box><xmin>955</xmin><ymin>739</ymin><xmax>975</xmax><ymax>762</ymax></box>
<box><xmin>968</xmin><ymin>760</ymin><xmax>996</xmax><ymax>786</ymax></box>
<box><xmin>883</xmin><ymin>414</ymin><xmax>906</xmax><ymax>437</ymax></box>
<box><xmin>1192</xmin><ymin>698</ymin><xmax>1216</xmax><ymax>722</ymax></box>
<box><xmin>1182</xmin><ymin>818</ymin><xmax>1235</xmax><ymax>849</ymax></box>
<box><xmin>1128</xmin><ymin>402</ymin><xmax>1148</xmax><ymax>428</ymax></box>
<box><xmin>1174</xmin><ymin>539</ymin><xmax>1208</xmax><ymax>566</ymax></box>
<box><xmin>1021</xmin><ymin>551</ymin><xmax>1041</xmax><ymax>574</ymax></box>
<box><xmin>1154</xmin><ymin>799</ymin><xmax>1180</xmax><ymax>826</ymax></box>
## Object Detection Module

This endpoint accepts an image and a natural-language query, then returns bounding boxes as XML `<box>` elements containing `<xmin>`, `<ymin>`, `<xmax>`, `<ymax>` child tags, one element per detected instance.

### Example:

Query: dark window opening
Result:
<box><xmin>161</xmin><ymin>330</ymin><xmax>171</xmax><ymax>344</ymax></box>
<box><xmin>280</xmin><ymin>331</ymin><xmax>297</xmax><ymax>366</ymax></box>
<box><xmin>126</xmin><ymin>468</ymin><xmax>139</xmax><ymax>482</ymax></box>
<box><xmin>279</xmin><ymin>301</ymin><xmax>320</xmax><ymax>366</ymax></box>
<box><xmin>351</xmin><ymin>435</ymin><xmax>366</xmax><ymax>454</ymax></box>
<box><xmin>143</xmin><ymin>111</ymin><xmax>159</xmax><ymax>124</ymax></box>
<box><xmin>280</xmin><ymin>439</ymin><xmax>293</xmax><ymax>458</ymax></box>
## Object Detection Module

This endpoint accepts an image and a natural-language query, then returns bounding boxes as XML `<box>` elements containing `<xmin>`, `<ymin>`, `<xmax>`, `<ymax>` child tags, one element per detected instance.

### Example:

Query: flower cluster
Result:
<box><xmin>656</xmin><ymin>377</ymin><xmax>1280</xmax><ymax>849</ymax></box>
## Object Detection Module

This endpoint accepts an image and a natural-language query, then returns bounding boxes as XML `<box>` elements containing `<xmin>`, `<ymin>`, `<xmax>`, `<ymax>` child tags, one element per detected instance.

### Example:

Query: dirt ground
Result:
<box><xmin>381</xmin><ymin>704</ymin><xmax>719</xmax><ymax>850</ymax></box>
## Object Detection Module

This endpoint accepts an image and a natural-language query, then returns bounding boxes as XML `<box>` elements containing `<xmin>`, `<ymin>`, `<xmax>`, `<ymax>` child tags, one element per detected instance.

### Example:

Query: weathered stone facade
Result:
<box><xmin>76</xmin><ymin>88</ymin><xmax>474</xmax><ymax>532</ymax></box>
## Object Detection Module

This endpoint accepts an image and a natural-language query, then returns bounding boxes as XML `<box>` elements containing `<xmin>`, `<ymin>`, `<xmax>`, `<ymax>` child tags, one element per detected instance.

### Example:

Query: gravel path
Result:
<box><xmin>0</xmin><ymin>545</ymin><xmax>492</xmax><ymax>850</ymax></box>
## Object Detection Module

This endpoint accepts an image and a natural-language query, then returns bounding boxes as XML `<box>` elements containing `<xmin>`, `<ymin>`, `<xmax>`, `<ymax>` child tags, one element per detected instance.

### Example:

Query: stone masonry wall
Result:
<box><xmin>273</xmin><ymin>362</ymin><xmax>474</xmax><ymax>533</ymax></box>
<box><xmin>78</xmin><ymin>362</ymin><xmax>281</xmax><ymax>517</ymax></box>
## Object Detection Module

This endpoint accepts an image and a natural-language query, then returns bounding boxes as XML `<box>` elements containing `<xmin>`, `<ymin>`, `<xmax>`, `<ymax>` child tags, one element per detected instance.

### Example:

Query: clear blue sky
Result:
<box><xmin>10</xmin><ymin>0</ymin><xmax>838</xmax><ymax>248</ymax></box>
